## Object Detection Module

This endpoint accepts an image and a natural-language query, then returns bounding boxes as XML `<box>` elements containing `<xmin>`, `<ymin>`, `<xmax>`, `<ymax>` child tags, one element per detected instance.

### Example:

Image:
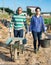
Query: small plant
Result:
<box><xmin>44</xmin><ymin>18</ymin><xmax>51</xmax><ymax>24</ymax></box>
<box><xmin>44</xmin><ymin>18</ymin><xmax>49</xmax><ymax>24</ymax></box>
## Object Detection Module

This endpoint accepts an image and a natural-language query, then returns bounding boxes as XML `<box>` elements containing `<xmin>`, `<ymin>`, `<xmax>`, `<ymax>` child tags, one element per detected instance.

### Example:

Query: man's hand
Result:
<box><xmin>28</xmin><ymin>32</ymin><xmax>32</xmax><ymax>36</ymax></box>
<box><xmin>9</xmin><ymin>28</ymin><xmax>12</xmax><ymax>32</ymax></box>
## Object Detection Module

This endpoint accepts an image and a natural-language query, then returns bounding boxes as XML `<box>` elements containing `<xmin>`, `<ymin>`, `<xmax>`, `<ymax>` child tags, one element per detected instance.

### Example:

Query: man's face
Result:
<box><xmin>36</xmin><ymin>9</ymin><xmax>41</xmax><ymax>15</ymax></box>
<box><xmin>18</xmin><ymin>8</ymin><xmax>22</xmax><ymax>14</ymax></box>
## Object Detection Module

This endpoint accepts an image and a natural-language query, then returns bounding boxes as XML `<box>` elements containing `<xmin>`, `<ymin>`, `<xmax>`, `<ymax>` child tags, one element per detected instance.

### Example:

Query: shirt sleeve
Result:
<box><xmin>41</xmin><ymin>17</ymin><xmax>45</xmax><ymax>32</ymax></box>
<box><xmin>9</xmin><ymin>16</ymin><xmax>14</xmax><ymax>28</ymax></box>
<box><xmin>11</xmin><ymin>16</ymin><xmax>15</xmax><ymax>23</ymax></box>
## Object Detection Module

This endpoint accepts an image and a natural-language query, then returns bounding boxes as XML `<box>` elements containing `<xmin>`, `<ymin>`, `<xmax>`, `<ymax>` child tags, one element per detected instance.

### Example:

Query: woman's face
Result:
<box><xmin>36</xmin><ymin>9</ymin><xmax>41</xmax><ymax>15</ymax></box>
<box><xmin>18</xmin><ymin>8</ymin><xmax>22</xmax><ymax>14</ymax></box>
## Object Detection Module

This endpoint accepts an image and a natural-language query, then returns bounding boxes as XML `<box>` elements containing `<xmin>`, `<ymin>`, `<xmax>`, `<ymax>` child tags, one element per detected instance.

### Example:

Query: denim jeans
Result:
<box><xmin>32</xmin><ymin>31</ymin><xmax>42</xmax><ymax>50</ymax></box>
<box><xmin>14</xmin><ymin>29</ymin><xmax>23</xmax><ymax>38</ymax></box>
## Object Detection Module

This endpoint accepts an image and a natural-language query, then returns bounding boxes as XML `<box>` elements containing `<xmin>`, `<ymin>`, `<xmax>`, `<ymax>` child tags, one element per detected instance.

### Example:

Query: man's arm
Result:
<box><xmin>29</xmin><ymin>16</ymin><xmax>33</xmax><ymax>32</ymax></box>
<box><xmin>10</xmin><ymin>16</ymin><xmax>14</xmax><ymax>28</ymax></box>
<box><xmin>9</xmin><ymin>16</ymin><xmax>14</xmax><ymax>33</ymax></box>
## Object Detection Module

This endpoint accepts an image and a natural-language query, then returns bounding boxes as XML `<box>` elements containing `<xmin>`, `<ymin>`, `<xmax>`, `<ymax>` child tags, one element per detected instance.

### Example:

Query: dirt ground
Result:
<box><xmin>0</xmin><ymin>34</ymin><xmax>51</xmax><ymax>65</ymax></box>
<box><xmin>0</xmin><ymin>23</ymin><xmax>51</xmax><ymax>65</ymax></box>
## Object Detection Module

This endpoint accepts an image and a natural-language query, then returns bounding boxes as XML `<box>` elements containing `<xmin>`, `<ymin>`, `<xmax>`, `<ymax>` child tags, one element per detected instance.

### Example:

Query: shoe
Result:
<box><xmin>34</xmin><ymin>49</ymin><xmax>37</xmax><ymax>54</ymax></box>
<box><xmin>37</xmin><ymin>48</ymin><xmax>39</xmax><ymax>51</ymax></box>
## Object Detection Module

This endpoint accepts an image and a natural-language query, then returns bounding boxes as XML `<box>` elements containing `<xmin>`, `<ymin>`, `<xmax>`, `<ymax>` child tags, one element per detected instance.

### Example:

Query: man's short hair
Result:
<box><xmin>16</xmin><ymin>7</ymin><xmax>22</xmax><ymax>13</ymax></box>
<box><xmin>35</xmin><ymin>7</ymin><xmax>41</xmax><ymax>11</ymax></box>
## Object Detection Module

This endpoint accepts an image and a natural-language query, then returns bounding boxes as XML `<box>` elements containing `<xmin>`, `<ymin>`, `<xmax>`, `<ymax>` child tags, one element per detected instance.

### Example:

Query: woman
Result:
<box><xmin>29</xmin><ymin>7</ymin><xmax>45</xmax><ymax>53</ymax></box>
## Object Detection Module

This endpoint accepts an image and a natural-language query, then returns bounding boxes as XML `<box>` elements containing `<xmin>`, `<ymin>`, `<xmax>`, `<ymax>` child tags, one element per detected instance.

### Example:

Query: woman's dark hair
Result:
<box><xmin>35</xmin><ymin>7</ymin><xmax>41</xmax><ymax>11</ymax></box>
<box><xmin>16</xmin><ymin>7</ymin><xmax>22</xmax><ymax>14</ymax></box>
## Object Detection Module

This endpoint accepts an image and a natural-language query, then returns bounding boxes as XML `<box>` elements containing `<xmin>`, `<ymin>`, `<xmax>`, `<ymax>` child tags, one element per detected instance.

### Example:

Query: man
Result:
<box><xmin>10</xmin><ymin>7</ymin><xmax>27</xmax><ymax>44</ymax></box>
<box><xmin>29</xmin><ymin>7</ymin><xmax>46</xmax><ymax>53</ymax></box>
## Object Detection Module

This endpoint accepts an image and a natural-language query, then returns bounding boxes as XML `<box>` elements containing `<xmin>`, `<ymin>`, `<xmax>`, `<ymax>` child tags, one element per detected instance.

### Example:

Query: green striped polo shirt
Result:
<box><xmin>10</xmin><ymin>13</ymin><xmax>26</xmax><ymax>30</ymax></box>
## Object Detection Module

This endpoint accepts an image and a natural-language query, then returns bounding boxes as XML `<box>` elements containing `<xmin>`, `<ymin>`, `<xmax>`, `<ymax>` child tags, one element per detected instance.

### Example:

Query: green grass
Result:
<box><xmin>0</xmin><ymin>13</ymin><xmax>10</xmax><ymax>19</ymax></box>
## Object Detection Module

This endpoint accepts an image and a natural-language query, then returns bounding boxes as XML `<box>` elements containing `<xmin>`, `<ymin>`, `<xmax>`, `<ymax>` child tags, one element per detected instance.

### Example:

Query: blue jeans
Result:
<box><xmin>14</xmin><ymin>29</ymin><xmax>23</xmax><ymax>38</ymax></box>
<box><xmin>32</xmin><ymin>31</ymin><xmax>42</xmax><ymax>50</ymax></box>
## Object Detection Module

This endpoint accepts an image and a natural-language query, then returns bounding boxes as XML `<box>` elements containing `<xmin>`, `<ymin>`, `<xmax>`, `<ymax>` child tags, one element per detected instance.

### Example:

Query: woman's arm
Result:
<box><xmin>42</xmin><ymin>17</ymin><xmax>45</xmax><ymax>32</ymax></box>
